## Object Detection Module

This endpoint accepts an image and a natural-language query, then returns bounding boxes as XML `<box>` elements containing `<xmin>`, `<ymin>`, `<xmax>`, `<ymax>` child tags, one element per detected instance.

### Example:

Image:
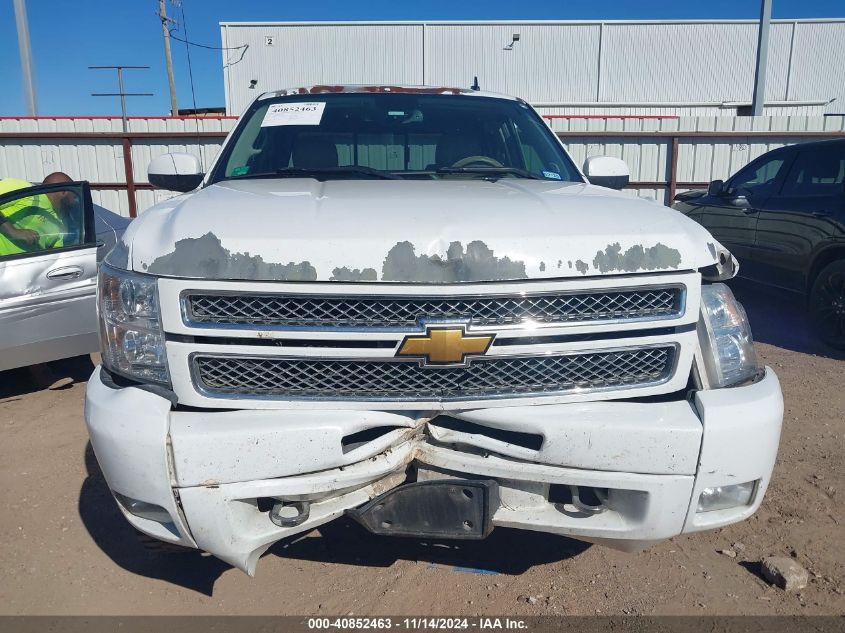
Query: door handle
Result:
<box><xmin>46</xmin><ymin>265</ymin><xmax>84</xmax><ymax>280</ymax></box>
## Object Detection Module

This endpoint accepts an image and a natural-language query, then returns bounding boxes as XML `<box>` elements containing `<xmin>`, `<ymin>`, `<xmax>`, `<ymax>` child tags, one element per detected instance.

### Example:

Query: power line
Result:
<box><xmin>167</xmin><ymin>30</ymin><xmax>247</xmax><ymax>52</ymax></box>
<box><xmin>174</xmin><ymin>0</ymin><xmax>204</xmax><ymax>169</ymax></box>
<box><xmin>176</xmin><ymin>1</ymin><xmax>198</xmax><ymax>114</ymax></box>
<box><xmin>167</xmin><ymin>27</ymin><xmax>249</xmax><ymax>67</ymax></box>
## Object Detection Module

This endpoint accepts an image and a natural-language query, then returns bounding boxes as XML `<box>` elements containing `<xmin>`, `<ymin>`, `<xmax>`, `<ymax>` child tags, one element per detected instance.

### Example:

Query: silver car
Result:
<box><xmin>0</xmin><ymin>181</ymin><xmax>130</xmax><ymax>371</ymax></box>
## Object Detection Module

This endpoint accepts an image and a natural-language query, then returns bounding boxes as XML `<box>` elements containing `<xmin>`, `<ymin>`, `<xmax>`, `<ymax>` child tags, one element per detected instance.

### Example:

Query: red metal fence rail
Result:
<box><xmin>1</xmin><ymin>129</ymin><xmax>844</xmax><ymax>216</ymax></box>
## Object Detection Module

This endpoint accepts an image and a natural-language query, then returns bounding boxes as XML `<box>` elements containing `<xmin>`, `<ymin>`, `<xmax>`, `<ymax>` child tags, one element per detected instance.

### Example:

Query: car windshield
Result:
<box><xmin>210</xmin><ymin>92</ymin><xmax>581</xmax><ymax>184</ymax></box>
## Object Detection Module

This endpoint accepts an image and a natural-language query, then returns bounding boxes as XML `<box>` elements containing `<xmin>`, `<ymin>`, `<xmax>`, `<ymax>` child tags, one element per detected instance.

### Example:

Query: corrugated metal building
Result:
<box><xmin>220</xmin><ymin>19</ymin><xmax>845</xmax><ymax>117</ymax></box>
<box><xmin>3</xmin><ymin>114</ymin><xmax>843</xmax><ymax>216</ymax></box>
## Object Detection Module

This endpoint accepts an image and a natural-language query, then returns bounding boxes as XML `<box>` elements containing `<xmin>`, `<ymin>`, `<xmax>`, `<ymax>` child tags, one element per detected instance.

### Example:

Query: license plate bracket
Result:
<box><xmin>348</xmin><ymin>479</ymin><xmax>498</xmax><ymax>540</ymax></box>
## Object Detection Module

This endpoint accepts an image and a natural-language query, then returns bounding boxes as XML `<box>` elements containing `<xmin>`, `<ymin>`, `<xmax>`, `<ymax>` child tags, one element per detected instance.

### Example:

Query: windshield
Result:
<box><xmin>210</xmin><ymin>93</ymin><xmax>581</xmax><ymax>184</ymax></box>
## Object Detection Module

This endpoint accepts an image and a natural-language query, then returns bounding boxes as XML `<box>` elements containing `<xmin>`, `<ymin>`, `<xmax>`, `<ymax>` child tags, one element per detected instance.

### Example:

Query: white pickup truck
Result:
<box><xmin>85</xmin><ymin>85</ymin><xmax>784</xmax><ymax>575</ymax></box>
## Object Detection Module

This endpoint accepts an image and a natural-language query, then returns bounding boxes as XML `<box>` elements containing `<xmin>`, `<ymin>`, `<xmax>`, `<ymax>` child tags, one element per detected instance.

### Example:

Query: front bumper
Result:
<box><xmin>84</xmin><ymin>366</ymin><xmax>783</xmax><ymax>575</ymax></box>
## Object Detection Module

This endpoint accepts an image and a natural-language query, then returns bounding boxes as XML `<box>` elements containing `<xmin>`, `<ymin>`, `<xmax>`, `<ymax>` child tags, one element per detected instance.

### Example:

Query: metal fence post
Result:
<box><xmin>122</xmin><ymin>137</ymin><xmax>137</xmax><ymax>218</ymax></box>
<box><xmin>667</xmin><ymin>136</ymin><xmax>679</xmax><ymax>205</ymax></box>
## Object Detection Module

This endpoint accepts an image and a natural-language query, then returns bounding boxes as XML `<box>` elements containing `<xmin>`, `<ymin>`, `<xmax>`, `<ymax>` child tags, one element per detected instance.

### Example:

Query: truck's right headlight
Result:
<box><xmin>98</xmin><ymin>264</ymin><xmax>170</xmax><ymax>386</ymax></box>
<box><xmin>698</xmin><ymin>283</ymin><xmax>760</xmax><ymax>388</ymax></box>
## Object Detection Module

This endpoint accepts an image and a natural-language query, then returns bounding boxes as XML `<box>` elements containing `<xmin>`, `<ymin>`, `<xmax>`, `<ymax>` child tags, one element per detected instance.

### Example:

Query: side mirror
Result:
<box><xmin>708</xmin><ymin>179</ymin><xmax>725</xmax><ymax>197</ymax></box>
<box><xmin>148</xmin><ymin>153</ymin><xmax>204</xmax><ymax>193</ymax></box>
<box><xmin>583</xmin><ymin>156</ymin><xmax>630</xmax><ymax>190</ymax></box>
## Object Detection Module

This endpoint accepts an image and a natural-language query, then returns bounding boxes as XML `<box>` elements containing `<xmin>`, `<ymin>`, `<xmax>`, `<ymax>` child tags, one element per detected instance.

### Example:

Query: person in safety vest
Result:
<box><xmin>0</xmin><ymin>172</ymin><xmax>78</xmax><ymax>257</ymax></box>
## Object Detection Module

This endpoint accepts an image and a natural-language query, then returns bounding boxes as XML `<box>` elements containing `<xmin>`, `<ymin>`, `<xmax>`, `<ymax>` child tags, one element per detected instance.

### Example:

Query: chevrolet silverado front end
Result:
<box><xmin>84</xmin><ymin>86</ymin><xmax>783</xmax><ymax>575</ymax></box>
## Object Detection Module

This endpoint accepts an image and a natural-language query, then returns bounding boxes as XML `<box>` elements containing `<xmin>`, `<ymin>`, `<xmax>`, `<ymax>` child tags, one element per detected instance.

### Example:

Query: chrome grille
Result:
<box><xmin>185</xmin><ymin>287</ymin><xmax>682</xmax><ymax>329</ymax></box>
<box><xmin>192</xmin><ymin>346</ymin><xmax>676</xmax><ymax>401</ymax></box>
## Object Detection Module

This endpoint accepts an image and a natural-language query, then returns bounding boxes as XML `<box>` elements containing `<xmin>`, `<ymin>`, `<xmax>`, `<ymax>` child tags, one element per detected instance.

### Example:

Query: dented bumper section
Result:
<box><xmin>84</xmin><ymin>366</ymin><xmax>783</xmax><ymax>575</ymax></box>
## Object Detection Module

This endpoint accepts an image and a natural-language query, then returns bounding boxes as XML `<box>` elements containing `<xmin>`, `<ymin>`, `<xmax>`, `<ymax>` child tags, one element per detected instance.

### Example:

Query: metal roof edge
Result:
<box><xmin>218</xmin><ymin>18</ymin><xmax>845</xmax><ymax>27</ymax></box>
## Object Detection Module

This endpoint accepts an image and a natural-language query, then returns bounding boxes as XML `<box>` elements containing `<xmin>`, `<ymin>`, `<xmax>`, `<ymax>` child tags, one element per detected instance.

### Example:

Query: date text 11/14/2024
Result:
<box><xmin>305</xmin><ymin>617</ymin><xmax>529</xmax><ymax>630</ymax></box>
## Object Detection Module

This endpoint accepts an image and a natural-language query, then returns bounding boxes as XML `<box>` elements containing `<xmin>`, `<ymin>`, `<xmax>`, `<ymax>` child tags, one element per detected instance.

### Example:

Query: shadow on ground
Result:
<box><xmin>80</xmin><ymin>438</ymin><xmax>591</xmax><ymax>593</ymax></box>
<box><xmin>78</xmin><ymin>442</ymin><xmax>230</xmax><ymax>596</ymax></box>
<box><xmin>271</xmin><ymin>517</ymin><xmax>590</xmax><ymax>576</ymax></box>
<box><xmin>729</xmin><ymin>280</ymin><xmax>845</xmax><ymax>361</ymax></box>
<box><xmin>0</xmin><ymin>355</ymin><xmax>96</xmax><ymax>400</ymax></box>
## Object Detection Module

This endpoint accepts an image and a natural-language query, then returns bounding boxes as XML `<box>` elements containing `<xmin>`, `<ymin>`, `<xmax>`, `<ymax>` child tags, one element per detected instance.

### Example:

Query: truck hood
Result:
<box><xmin>111</xmin><ymin>179</ymin><xmax>724</xmax><ymax>283</ymax></box>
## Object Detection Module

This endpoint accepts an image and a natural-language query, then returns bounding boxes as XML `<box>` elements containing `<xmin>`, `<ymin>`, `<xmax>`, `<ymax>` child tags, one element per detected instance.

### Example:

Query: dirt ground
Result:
<box><xmin>0</xmin><ymin>281</ymin><xmax>842</xmax><ymax>616</ymax></box>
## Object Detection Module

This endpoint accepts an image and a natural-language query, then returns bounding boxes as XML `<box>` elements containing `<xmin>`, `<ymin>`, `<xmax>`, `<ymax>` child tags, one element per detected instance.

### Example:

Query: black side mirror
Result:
<box><xmin>708</xmin><ymin>180</ymin><xmax>725</xmax><ymax>197</ymax></box>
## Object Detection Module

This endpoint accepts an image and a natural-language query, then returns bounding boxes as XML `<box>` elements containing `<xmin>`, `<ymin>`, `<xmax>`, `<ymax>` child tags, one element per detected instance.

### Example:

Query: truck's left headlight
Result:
<box><xmin>98</xmin><ymin>264</ymin><xmax>170</xmax><ymax>385</ymax></box>
<box><xmin>698</xmin><ymin>283</ymin><xmax>760</xmax><ymax>388</ymax></box>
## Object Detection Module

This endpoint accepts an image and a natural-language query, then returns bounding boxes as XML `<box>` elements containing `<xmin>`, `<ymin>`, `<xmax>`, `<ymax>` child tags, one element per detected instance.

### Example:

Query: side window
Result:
<box><xmin>780</xmin><ymin>148</ymin><xmax>845</xmax><ymax>197</ymax></box>
<box><xmin>729</xmin><ymin>154</ymin><xmax>786</xmax><ymax>198</ymax></box>
<box><xmin>0</xmin><ymin>181</ymin><xmax>93</xmax><ymax>260</ymax></box>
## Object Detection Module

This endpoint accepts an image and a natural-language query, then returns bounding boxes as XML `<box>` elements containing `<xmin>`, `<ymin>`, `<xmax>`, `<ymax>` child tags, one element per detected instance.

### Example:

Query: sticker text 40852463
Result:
<box><xmin>261</xmin><ymin>102</ymin><xmax>327</xmax><ymax>127</ymax></box>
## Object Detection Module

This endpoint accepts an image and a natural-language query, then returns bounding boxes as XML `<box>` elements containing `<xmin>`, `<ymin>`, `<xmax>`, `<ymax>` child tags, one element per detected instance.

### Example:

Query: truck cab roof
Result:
<box><xmin>259</xmin><ymin>84</ymin><xmax>520</xmax><ymax>102</ymax></box>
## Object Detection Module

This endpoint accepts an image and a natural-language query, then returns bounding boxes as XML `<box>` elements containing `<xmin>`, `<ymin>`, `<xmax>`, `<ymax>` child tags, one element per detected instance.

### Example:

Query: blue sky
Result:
<box><xmin>1</xmin><ymin>0</ymin><xmax>844</xmax><ymax>117</ymax></box>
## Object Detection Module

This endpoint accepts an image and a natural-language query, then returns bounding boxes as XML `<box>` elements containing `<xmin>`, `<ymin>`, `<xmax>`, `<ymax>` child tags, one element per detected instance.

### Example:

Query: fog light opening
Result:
<box><xmin>114</xmin><ymin>493</ymin><xmax>172</xmax><ymax>524</ymax></box>
<box><xmin>696</xmin><ymin>480</ymin><xmax>758</xmax><ymax>513</ymax></box>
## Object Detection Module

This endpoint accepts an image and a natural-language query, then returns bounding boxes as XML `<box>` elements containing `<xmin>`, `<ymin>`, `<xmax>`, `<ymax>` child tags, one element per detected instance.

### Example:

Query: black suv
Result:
<box><xmin>674</xmin><ymin>139</ymin><xmax>845</xmax><ymax>349</ymax></box>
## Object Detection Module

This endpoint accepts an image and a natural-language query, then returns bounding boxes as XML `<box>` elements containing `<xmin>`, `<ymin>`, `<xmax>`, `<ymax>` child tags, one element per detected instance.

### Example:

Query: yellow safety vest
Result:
<box><xmin>0</xmin><ymin>178</ymin><xmax>65</xmax><ymax>256</ymax></box>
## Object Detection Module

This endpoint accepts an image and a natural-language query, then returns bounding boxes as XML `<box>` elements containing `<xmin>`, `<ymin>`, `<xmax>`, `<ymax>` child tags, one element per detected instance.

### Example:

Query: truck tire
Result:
<box><xmin>134</xmin><ymin>529</ymin><xmax>194</xmax><ymax>554</ymax></box>
<box><xmin>809</xmin><ymin>260</ymin><xmax>845</xmax><ymax>350</ymax></box>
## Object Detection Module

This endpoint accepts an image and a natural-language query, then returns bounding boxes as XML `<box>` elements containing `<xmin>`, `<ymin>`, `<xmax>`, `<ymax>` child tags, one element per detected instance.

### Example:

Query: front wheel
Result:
<box><xmin>809</xmin><ymin>260</ymin><xmax>845</xmax><ymax>350</ymax></box>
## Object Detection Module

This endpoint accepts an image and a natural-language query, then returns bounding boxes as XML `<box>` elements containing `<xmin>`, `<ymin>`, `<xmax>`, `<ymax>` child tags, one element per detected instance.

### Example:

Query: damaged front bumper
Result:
<box><xmin>84</xmin><ymin>366</ymin><xmax>783</xmax><ymax>575</ymax></box>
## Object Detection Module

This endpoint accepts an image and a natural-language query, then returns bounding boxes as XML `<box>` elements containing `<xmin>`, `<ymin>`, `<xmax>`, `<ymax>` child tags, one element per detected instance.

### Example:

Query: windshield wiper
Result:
<box><xmin>228</xmin><ymin>166</ymin><xmax>401</xmax><ymax>181</ymax></box>
<box><xmin>435</xmin><ymin>167</ymin><xmax>545</xmax><ymax>180</ymax></box>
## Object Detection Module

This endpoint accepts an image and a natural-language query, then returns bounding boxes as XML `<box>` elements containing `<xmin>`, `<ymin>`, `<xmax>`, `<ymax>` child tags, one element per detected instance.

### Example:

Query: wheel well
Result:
<box><xmin>807</xmin><ymin>247</ymin><xmax>845</xmax><ymax>294</ymax></box>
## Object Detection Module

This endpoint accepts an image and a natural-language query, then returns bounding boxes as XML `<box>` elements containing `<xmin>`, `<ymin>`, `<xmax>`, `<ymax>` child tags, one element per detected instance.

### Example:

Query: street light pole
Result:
<box><xmin>13</xmin><ymin>0</ymin><xmax>38</xmax><ymax>116</ymax></box>
<box><xmin>751</xmin><ymin>0</ymin><xmax>772</xmax><ymax>116</ymax></box>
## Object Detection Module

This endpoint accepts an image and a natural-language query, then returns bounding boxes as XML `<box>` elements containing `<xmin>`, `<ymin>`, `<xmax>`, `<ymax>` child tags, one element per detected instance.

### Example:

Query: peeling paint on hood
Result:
<box><xmin>382</xmin><ymin>240</ymin><xmax>527</xmax><ymax>282</ymax></box>
<box><xmin>145</xmin><ymin>232</ymin><xmax>318</xmax><ymax>281</ymax></box>
<box><xmin>592</xmin><ymin>242</ymin><xmax>683</xmax><ymax>274</ymax></box>
<box><xmin>123</xmin><ymin>179</ymin><xmax>724</xmax><ymax>282</ymax></box>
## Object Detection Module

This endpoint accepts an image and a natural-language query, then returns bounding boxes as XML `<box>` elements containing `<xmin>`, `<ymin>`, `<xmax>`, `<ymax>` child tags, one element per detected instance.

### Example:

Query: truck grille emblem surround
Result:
<box><xmin>396</xmin><ymin>326</ymin><xmax>494</xmax><ymax>367</ymax></box>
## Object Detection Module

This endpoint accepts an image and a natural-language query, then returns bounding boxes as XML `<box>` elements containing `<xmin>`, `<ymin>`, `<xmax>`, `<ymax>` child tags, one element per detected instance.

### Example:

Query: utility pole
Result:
<box><xmin>751</xmin><ymin>0</ymin><xmax>772</xmax><ymax>116</ymax></box>
<box><xmin>158</xmin><ymin>0</ymin><xmax>179</xmax><ymax>116</ymax></box>
<box><xmin>89</xmin><ymin>66</ymin><xmax>153</xmax><ymax>132</ymax></box>
<box><xmin>13</xmin><ymin>0</ymin><xmax>37</xmax><ymax>116</ymax></box>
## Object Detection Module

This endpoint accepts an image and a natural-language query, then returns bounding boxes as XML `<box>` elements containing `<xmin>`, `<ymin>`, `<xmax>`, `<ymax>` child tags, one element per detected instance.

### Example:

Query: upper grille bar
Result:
<box><xmin>184</xmin><ymin>286</ymin><xmax>684</xmax><ymax>331</ymax></box>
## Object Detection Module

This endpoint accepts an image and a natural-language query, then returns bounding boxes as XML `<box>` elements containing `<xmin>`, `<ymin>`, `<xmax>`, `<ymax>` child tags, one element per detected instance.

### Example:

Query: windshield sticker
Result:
<box><xmin>230</xmin><ymin>166</ymin><xmax>250</xmax><ymax>176</ymax></box>
<box><xmin>542</xmin><ymin>170</ymin><xmax>561</xmax><ymax>180</ymax></box>
<box><xmin>261</xmin><ymin>101</ymin><xmax>326</xmax><ymax>127</ymax></box>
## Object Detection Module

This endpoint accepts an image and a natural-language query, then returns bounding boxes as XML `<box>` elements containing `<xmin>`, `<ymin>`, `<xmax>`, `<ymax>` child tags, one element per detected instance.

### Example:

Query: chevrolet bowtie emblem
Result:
<box><xmin>396</xmin><ymin>327</ymin><xmax>494</xmax><ymax>367</ymax></box>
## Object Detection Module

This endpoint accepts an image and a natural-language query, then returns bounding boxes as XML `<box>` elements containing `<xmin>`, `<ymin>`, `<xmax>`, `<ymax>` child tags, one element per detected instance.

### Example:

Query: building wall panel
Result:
<box><xmin>222</xmin><ymin>20</ymin><xmax>845</xmax><ymax>116</ymax></box>
<box><xmin>788</xmin><ymin>21</ymin><xmax>845</xmax><ymax>105</ymax></box>
<box><xmin>222</xmin><ymin>24</ymin><xmax>424</xmax><ymax>115</ymax></box>
<box><xmin>423</xmin><ymin>23</ymin><xmax>600</xmax><ymax>102</ymax></box>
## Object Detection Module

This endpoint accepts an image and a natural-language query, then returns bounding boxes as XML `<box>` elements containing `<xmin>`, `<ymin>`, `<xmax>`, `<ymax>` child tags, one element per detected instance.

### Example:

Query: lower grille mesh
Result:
<box><xmin>192</xmin><ymin>346</ymin><xmax>675</xmax><ymax>401</ymax></box>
